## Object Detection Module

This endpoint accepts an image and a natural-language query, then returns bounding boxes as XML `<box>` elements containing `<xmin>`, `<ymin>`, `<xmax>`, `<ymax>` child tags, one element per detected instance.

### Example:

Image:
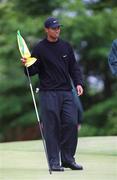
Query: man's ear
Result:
<box><xmin>44</xmin><ymin>28</ymin><xmax>48</xmax><ymax>33</ymax></box>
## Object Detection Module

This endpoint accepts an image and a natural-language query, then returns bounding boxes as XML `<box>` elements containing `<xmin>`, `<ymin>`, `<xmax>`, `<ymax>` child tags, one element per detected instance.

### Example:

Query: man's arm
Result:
<box><xmin>68</xmin><ymin>45</ymin><xmax>84</xmax><ymax>95</ymax></box>
<box><xmin>23</xmin><ymin>44</ymin><xmax>41</xmax><ymax>76</ymax></box>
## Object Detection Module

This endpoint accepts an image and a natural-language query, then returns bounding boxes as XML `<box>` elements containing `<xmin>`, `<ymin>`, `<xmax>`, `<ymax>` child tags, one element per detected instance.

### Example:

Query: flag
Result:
<box><xmin>17</xmin><ymin>30</ymin><xmax>37</xmax><ymax>67</ymax></box>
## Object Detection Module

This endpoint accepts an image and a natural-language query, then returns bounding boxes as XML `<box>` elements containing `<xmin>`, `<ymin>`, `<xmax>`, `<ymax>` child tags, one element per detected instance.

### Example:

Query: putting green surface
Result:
<box><xmin>0</xmin><ymin>136</ymin><xmax>117</xmax><ymax>180</ymax></box>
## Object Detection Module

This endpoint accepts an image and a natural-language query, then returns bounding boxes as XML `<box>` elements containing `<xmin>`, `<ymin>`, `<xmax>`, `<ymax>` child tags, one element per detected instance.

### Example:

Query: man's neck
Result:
<box><xmin>47</xmin><ymin>36</ymin><xmax>58</xmax><ymax>42</ymax></box>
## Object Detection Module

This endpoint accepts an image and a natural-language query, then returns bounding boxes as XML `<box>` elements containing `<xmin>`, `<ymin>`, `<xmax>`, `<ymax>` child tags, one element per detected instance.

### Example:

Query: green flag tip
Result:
<box><xmin>17</xmin><ymin>30</ymin><xmax>20</xmax><ymax>35</ymax></box>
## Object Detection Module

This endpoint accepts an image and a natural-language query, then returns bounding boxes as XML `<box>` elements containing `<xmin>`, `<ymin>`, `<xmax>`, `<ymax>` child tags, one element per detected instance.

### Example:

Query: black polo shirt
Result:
<box><xmin>25</xmin><ymin>38</ymin><xmax>83</xmax><ymax>91</ymax></box>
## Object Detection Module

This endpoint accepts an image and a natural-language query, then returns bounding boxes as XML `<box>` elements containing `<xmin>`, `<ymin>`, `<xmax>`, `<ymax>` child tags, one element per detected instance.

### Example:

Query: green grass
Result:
<box><xmin>0</xmin><ymin>136</ymin><xmax>117</xmax><ymax>180</ymax></box>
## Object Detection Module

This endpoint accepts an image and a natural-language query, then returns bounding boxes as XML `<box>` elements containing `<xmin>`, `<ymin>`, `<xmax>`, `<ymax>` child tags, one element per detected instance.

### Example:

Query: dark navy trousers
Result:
<box><xmin>39</xmin><ymin>91</ymin><xmax>78</xmax><ymax>167</ymax></box>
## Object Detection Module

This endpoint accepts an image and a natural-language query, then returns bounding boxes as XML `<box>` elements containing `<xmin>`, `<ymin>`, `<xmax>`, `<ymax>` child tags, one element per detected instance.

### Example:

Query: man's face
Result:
<box><xmin>45</xmin><ymin>27</ymin><xmax>61</xmax><ymax>40</ymax></box>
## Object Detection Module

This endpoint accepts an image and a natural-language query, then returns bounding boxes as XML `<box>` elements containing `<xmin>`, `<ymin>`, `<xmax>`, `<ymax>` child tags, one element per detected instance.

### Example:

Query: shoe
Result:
<box><xmin>51</xmin><ymin>165</ymin><xmax>64</xmax><ymax>171</ymax></box>
<box><xmin>62</xmin><ymin>161</ymin><xmax>83</xmax><ymax>170</ymax></box>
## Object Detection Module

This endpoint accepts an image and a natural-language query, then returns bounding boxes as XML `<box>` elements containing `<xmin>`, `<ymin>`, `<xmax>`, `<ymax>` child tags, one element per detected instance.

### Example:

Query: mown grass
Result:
<box><xmin>0</xmin><ymin>136</ymin><xmax>117</xmax><ymax>180</ymax></box>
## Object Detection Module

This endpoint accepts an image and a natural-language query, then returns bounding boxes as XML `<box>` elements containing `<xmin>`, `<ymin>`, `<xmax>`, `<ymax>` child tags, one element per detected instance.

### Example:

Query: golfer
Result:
<box><xmin>22</xmin><ymin>17</ymin><xmax>84</xmax><ymax>171</ymax></box>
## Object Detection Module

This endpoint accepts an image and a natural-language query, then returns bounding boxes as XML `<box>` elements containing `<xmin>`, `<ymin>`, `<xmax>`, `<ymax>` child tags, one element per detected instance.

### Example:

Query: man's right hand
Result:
<box><xmin>20</xmin><ymin>57</ymin><xmax>37</xmax><ymax>67</ymax></box>
<box><xmin>21</xmin><ymin>57</ymin><xmax>27</xmax><ymax>65</ymax></box>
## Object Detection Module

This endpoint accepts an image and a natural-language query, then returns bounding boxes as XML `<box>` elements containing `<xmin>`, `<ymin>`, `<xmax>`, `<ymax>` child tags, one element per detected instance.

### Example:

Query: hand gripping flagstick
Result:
<box><xmin>17</xmin><ymin>30</ymin><xmax>52</xmax><ymax>174</ymax></box>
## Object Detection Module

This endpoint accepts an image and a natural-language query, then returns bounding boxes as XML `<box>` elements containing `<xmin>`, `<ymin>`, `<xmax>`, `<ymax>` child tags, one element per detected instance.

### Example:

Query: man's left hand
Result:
<box><xmin>76</xmin><ymin>85</ymin><xmax>83</xmax><ymax>96</ymax></box>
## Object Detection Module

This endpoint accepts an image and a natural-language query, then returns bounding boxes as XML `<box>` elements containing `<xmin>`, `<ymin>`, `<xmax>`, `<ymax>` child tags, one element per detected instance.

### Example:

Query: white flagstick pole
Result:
<box><xmin>17</xmin><ymin>30</ymin><xmax>52</xmax><ymax>174</ymax></box>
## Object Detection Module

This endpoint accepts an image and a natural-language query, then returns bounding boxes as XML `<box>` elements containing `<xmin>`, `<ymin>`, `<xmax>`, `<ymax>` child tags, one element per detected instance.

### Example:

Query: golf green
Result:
<box><xmin>0</xmin><ymin>136</ymin><xmax>116</xmax><ymax>180</ymax></box>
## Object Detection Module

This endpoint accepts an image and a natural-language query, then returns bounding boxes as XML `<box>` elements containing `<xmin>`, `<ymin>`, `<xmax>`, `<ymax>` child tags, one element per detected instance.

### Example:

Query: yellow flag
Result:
<box><xmin>17</xmin><ymin>30</ymin><xmax>37</xmax><ymax>67</ymax></box>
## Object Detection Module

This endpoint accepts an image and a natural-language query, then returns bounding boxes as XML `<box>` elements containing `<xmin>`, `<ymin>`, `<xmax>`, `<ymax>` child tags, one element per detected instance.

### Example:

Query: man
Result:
<box><xmin>108</xmin><ymin>39</ymin><xmax>117</xmax><ymax>75</ymax></box>
<box><xmin>22</xmin><ymin>17</ymin><xmax>84</xmax><ymax>171</ymax></box>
